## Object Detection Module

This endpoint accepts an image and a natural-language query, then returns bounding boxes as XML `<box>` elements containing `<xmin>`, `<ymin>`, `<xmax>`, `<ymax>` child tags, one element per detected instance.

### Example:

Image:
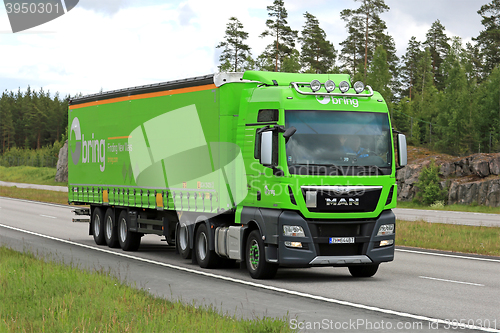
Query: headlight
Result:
<box><xmin>324</xmin><ymin>80</ymin><xmax>336</xmax><ymax>92</ymax></box>
<box><xmin>380</xmin><ymin>239</ymin><xmax>394</xmax><ymax>247</ymax></box>
<box><xmin>310</xmin><ymin>80</ymin><xmax>321</xmax><ymax>92</ymax></box>
<box><xmin>353</xmin><ymin>81</ymin><xmax>365</xmax><ymax>93</ymax></box>
<box><xmin>283</xmin><ymin>225</ymin><xmax>305</xmax><ymax>237</ymax></box>
<box><xmin>377</xmin><ymin>224</ymin><xmax>394</xmax><ymax>236</ymax></box>
<box><xmin>285</xmin><ymin>241</ymin><xmax>303</xmax><ymax>248</ymax></box>
<box><xmin>339</xmin><ymin>81</ymin><xmax>350</xmax><ymax>93</ymax></box>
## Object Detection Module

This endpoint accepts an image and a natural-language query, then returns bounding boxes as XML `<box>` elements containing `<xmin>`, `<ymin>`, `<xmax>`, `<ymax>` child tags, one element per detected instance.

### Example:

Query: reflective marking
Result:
<box><xmin>0</xmin><ymin>223</ymin><xmax>499</xmax><ymax>333</ymax></box>
<box><xmin>419</xmin><ymin>276</ymin><xmax>485</xmax><ymax>287</ymax></box>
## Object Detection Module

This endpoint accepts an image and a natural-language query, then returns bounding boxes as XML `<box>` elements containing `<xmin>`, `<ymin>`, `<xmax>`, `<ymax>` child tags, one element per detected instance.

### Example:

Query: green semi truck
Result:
<box><xmin>69</xmin><ymin>71</ymin><xmax>407</xmax><ymax>279</ymax></box>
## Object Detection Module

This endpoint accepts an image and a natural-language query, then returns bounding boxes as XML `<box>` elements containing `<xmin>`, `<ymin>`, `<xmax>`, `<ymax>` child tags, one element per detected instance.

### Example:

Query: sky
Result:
<box><xmin>0</xmin><ymin>0</ymin><xmax>491</xmax><ymax>97</ymax></box>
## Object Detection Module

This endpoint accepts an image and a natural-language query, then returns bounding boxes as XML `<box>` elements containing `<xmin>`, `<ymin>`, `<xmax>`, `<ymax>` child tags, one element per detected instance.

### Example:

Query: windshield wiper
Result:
<box><xmin>357</xmin><ymin>165</ymin><xmax>388</xmax><ymax>176</ymax></box>
<box><xmin>290</xmin><ymin>164</ymin><xmax>344</xmax><ymax>176</ymax></box>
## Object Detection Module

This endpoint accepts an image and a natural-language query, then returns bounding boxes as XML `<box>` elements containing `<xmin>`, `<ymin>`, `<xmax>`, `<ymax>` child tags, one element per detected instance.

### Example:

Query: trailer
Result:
<box><xmin>69</xmin><ymin>71</ymin><xmax>407</xmax><ymax>279</ymax></box>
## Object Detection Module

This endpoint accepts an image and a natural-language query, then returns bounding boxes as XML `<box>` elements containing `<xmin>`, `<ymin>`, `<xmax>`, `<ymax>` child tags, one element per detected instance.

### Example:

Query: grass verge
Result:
<box><xmin>0</xmin><ymin>166</ymin><xmax>66</xmax><ymax>186</ymax></box>
<box><xmin>0</xmin><ymin>186</ymin><xmax>69</xmax><ymax>206</ymax></box>
<box><xmin>0</xmin><ymin>247</ymin><xmax>293</xmax><ymax>333</ymax></box>
<box><xmin>397</xmin><ymin>200</ymin><xmax>500</xmax><ymax>214</ymax></box>
<box><xmin>396</xmin><ymin>219</ymin><xmax>500</xmax><ymax>256</ymax></box>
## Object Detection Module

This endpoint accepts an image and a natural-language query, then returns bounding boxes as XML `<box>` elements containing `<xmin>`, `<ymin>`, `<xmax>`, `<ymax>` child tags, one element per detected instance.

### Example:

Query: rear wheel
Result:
<box><xmin>195</xmin><ymin>223</ymin><xmax>220</xmax><ymax>268</ymax></box>
<box><xmin>176</xmin><ymin>223</ymin><xmax>192</xmax><ymax>259</ymax></box>
<box><xmin>246</xmin><ymin>230</ymin><xmax>278</xmax><ymax>279</ymax></box>
<box><xmin>348</xmin><ymin>264</ymin><xmax>379</xmax><ymax>278</ymax></box>
<box><xmin>92</xmin><ymin>207</ymin><xmax>106</xmax><ymax>245</ymax></box>
<box><xmin>118</xmin><ymin>210</ymin><xmax>141</xmax><ymax>251</ymax></box>
<box><xmin>104</xmin><ymin>208</ymin><xmax>119</xmax><ymax>248</ymax></box>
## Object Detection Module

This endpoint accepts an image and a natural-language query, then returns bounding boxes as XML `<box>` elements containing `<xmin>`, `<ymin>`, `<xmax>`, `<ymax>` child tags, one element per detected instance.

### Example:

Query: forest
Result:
<box><xmin>1</xmin><ymin>0</ymin><xmax>499</xmax><ymax>162</ymax></box>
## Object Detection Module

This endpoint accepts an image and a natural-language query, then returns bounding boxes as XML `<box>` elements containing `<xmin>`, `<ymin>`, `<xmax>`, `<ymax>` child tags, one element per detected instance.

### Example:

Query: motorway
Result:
<box><xmin>0</xmin><ymin>196</ymin><xmax>499</xmax><ymax>332</ymax></box>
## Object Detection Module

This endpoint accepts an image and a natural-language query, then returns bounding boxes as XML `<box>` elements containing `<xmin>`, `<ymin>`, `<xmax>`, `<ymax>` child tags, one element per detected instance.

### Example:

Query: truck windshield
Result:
<box><xmin>285</xmin><ymin>110</ymin><xmax>392</xmax><ymax>175</ymax></box>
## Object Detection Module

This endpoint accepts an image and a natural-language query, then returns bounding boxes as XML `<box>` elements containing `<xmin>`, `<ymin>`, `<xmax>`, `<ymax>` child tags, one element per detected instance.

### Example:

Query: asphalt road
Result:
<box><xmin>1</xmin><ymin>197</ymin><xmax>499</xmax><ymax>333</ymax></box>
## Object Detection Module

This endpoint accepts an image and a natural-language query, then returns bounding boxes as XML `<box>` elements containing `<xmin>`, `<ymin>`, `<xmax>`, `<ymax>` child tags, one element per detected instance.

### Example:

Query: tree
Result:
<box><xmin>339</xmin><ymin>21</ymin><xmax>365</xmax><ymax>76</ymax></box>
<box><xmin>401</xmin><ymin>36</ymin><xmax>422</xmax><ymax>99</ymax></box>
<box><xmin>259</xmin><ymin>0</ymin><xmax>298</xmax><ymax>72</ymax></box>
<box><xmin>423</xmin><ymin>20</ymin><xmax>450</xmax><ymax>90</ymax></box>
<box><xmin>340</xmin><ymin>0</ymin><xmax>390</xmax><ymax>81</ymax></box>
<box><xmin>299</xmin><ymin>12</ymin><xmax>336</xmax><ymax>73</ymax></box>
<box><xmin>415</xmin><ymin>159</ymin><xmax>447</xmax><ymax>205</ymax></box>
<box><xmin>216</xmin><ymin>17</ymin><xmax>251</xmax><ymax>72</ymax></box>
<box><xmin>0</xmin><ymin>91</ymin><xmax>15</xmax><ymax>152</ymax></box>
<box><xmin>367</xmin><ymin>45</ymin><xmax>391</xmax><ymax>102</ymax></box>
<box><xmin>473</xmin><ymin>0</ymin><xmax>500</xmax><ymax>78</ymax></box>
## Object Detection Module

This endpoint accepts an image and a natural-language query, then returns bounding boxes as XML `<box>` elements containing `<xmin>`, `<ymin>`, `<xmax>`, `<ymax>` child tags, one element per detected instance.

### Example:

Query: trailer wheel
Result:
<box><xmin>104</xmin><ymin>208</ymin><xmax>120</xmax><ymax>248</ymax></box>
<box><xmin>246</xmin><ymin>230</ymin><xmax>278</xmax><ymax>279</ymax></box>
<box><xmin>92</xmin><ymin>207</ymin><xmax>106</xmax><ymax>245</ymax></box>
<box><xmin>348</xmin><ymin>264</ymin><xmax>379</xmax><ymax>278</ymax></box>
<box><xmin>195</xmin><ymin>223</ymin><xmax>220</xmax><ymax>268</ymax></box>
<box><xmin>176</xmin><ymin>223</ymin><xmax>192</xmax><ymax>259</ymax></box>
<box><xmin>118</xmin><ymin>210</ymin><xmax>141</xmax><ymax>251</ymax></box>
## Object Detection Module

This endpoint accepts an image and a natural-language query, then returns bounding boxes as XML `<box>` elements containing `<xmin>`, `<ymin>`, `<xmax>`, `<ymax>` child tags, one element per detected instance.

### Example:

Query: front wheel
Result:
<box><xmin>118</xmin><ymin>210</ymin><xmax>141</xmax><ymax>251</ymax></box>
<box><xmin>246</xmin><ymin>230</ymin><xmax>278</xmax><ymax>279</ymax></box>
<box><xmin>348</xmin><ymin>264</ymin><xmax>379</xmax><ymax>278</ymax></box>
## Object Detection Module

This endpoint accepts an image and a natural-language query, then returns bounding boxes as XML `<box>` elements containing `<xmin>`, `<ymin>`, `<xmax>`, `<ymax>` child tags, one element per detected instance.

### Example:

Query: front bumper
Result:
<box><xmin>278</xmin><ymin>210</ymin><xmax>396</xmax><ymax>267</ymax></box>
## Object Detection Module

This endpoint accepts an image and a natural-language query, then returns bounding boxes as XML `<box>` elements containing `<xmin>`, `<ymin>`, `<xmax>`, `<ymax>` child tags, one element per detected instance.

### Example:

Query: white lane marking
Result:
<box><xmin>40</xmin><ymin>215</ymin><xmax>57</xmax><ymax>219</ymax></box>
<box><xmin>1</xmin><ymin>223</ymin><xmax>499</xmax><ymax>333</ymax></box>
<box><xmin>396</xmin><ymin>248</ymin><xmax>500</xmax><ymax>263</ymax></box>
<box><xmin>419</xmin><ymin>276</ymin><xmax>485</xmax><ymax>287</ymax></box>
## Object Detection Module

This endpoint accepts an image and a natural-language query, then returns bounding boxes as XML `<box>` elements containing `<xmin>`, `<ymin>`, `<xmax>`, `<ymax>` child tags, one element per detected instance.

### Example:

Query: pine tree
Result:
<box><xmin>299</xmin><ymin>12</ymin><xmax>336</xmax><ymax>73</ymax></box>
<box><xmin>216</xmin><ymin>17</ymin><xmax>251</xmax><ymax>72</ymax></box>
<box><xmin>367</xmin><ymin>45</ymin><xmax>391</xmax><ymax>102</ymax></box>
<box><xmin>423</xmin><ymin>20</ymin><xmax>450</xmax><ymax>90</ymax></box>
<box><xmin>259</xmin><ymin>0</ymin><xmax>298</xmax><ymax>72</ymax></box>
<box><xmin>340</xmin><ymin>0</ymin><xmax>390</xmax><ymax>81</ymax></box>
<box><xmin>473</xmin><ymin>0</ymin><xmax>500</xmax><ymax>78</ymax></box>
<box><xmin>401</xmin><ymin>36</ymin><xmax>422</xmax><ymax>99</ymax></box>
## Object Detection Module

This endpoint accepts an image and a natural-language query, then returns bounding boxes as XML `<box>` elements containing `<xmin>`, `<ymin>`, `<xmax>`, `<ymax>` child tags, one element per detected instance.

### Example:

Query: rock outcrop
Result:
<box><xmin>397</xmin><ymin>152</ymin><xmax>500</xmax><ymax>207</ymax></box>
<box><xmin>55</xmin><ymin>140</ymin><xmax>68</xmax><ymax>183</ymax></box>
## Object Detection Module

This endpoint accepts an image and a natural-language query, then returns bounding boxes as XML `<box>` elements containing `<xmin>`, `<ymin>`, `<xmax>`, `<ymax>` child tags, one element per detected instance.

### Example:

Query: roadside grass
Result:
<box><xmin>0</xmin><ymin>186</ymin><xmax>69</xmax><ymax>205</ymax></box>
<box><xmin>0</xmin><ymin>166</ymin><xmax>65</xmax><ymax>186</ymax></box>
<box><xmin>396</xmin><ymin>219</ymin><xmax>500</xmax><ymax>256</ymax></box>
<box><xmin>0</xmin><ymin>246</ymin><xmax>294</xmax><ymax>333</ymax></box>
<box><xmin>397</xmin><ymin>200</ymin><xmax>500</xmax><ymax>214</ymax></box>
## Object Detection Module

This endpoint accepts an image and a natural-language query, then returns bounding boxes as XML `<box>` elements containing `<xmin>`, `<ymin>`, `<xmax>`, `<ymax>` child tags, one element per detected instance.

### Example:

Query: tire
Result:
<box><xmin>118</xmin><ymin>210</ymin><xmax>141</xmax><ymax>251</ymax></box>
<box><xmin>348</xmin><ymin>264</ymin><xmax>379</xmax><ymax>278</ymax></box>
<box><xmin>195</xmin><ymin>223</ymin><xmax>220</xmax><ymax>268</ymax></box>
<box><xmin>246</xmin><ymin>230</ymin><xmax>278</xmax><ymax>279</ymax></box>
<box><xmin>176</xmin><ymin>223</ymin><xmax>192</xmax><ymax>259</ymax></box>
<box><xmin>104</xmin><ymin>208</ymin><xmax>120</xmax><ymax>248</ymax></box>
<box><xmin>92</xmin><ymin>207</ymin><xmax>106</xmax><ymax>245</ymax></box>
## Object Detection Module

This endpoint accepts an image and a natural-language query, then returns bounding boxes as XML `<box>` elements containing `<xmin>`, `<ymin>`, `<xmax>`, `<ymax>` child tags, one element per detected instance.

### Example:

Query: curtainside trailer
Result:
<box><xmin>69</xmin><ymin>71</ymin><xmax>407</xmax><ymax>279</ymax></box>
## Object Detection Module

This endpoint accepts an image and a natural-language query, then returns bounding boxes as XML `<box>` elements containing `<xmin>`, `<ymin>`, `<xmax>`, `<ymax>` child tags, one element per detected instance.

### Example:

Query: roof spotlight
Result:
<box><xmin>339</xmin><ymin>81</ymin><xmax>350</xmax><ymax>93</ymax></box>
<box><xmin>353</xmin><ymin>81</ymin><xmax>365</xmax><ymax>94</ymax></box>
<box><xmin>310</xmin><ymin>80</ymin><xmax>321</xmax><ymax>92</ymax></box>
<box><xmin>324</xmin><ymin>80</ymin><xmax>336</xmax><ymax>93</ymax></box>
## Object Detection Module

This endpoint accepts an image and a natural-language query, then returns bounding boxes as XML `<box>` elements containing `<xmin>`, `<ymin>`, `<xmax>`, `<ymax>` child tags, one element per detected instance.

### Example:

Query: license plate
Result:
<box><xmin>329</xmin><ymin>237</ymin><xmax>355</xmax><ymax>244</ymax></box>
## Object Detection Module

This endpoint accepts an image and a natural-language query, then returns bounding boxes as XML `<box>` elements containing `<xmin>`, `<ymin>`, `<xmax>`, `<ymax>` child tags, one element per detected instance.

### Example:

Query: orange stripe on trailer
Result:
<box><xmin>69</xmin><ymin>83</ymin><xmax>217</xmax><ymax>110</ymax></box>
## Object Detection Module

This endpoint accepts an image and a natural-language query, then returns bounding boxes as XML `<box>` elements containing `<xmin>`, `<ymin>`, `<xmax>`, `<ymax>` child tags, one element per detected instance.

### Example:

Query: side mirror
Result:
<box><xmin>397</xmin><ymin>133</ymin><xmax>407</xmax><ymax>167</ymax></box>
<box><xmin>260</xmin><ymin>131</ymin><xmax>273</xmax><ymax>165</ymax></box>
<box><xmin>283</xmin><ymin>126</ymin><xmax>297</xmax><ymax>143</ymax></box>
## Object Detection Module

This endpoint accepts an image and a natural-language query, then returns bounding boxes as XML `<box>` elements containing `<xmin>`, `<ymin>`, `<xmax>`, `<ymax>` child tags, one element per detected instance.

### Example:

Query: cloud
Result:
<box><xmin>76</xmin><ymin>0</ymin><xmax>130</xmax><ymax>15</ymax></box>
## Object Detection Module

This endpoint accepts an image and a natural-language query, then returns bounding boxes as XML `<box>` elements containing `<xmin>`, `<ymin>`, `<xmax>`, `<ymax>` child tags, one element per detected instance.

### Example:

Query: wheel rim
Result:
<box><xmin>120</xmin><ymin>218</ymin><xmax>127</xmax><ymax>243</ymax></box>
<box><xmin>94</xmin><ymin>215</ymin><xmax>101</xmax><ymax>237</ymax></box>
<box><xmin>197</xmin><ymin>231</ymin><xmax>207</xmax><ymax>261</ymax></box>
<box><xmin>248</xmin><ymin>239</ymin><xmax>259</xmax><ymax>270</ymax></box>
<box><xmin>106</xmin><ymin>215</ymin><xmax>113</xmax><ymax>239</ymax></box>
<box><xmin>179</xmin><ymin>225</ymin><xmax>188</xmax><ymax>251</ymax></box>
